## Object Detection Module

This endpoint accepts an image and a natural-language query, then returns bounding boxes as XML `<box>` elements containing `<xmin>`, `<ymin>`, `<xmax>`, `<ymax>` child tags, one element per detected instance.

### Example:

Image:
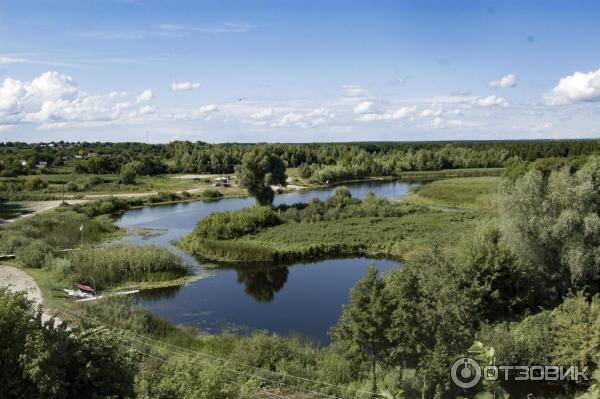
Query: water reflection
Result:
<box><xmin>116</xmin><ymin>180</ymin><xmax>418</xmax><ymax>340</ymax></box>
<box><xmin>137</xmin><ymin>284</ymin><xmax>182</xmax><ymax>301</ymax></box>
<box><xmin>235</xmin><ymin>266</ymin><xmax>289</xmax><ymax>302</ymax></box>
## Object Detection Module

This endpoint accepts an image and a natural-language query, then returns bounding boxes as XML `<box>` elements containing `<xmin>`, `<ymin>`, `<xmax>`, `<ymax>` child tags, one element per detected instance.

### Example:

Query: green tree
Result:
<box><xmin>454</xmin><ymin>221</ymin><xmax>528</xmax><ymax>321</ymax></box>
<box><xmin>235</xmin><ymin>149</ymin><xmax>287</xmax><ymax>206</ymax></box>
<box><xmin>500</xmin><ymin>157</ymin><xmax>600</xmax><ymax>300</ymax></box>
<box><xmin>119</xmin><ymin>161</ymin><xmax>141</xmax><ymax>185</ymax></box>
<box><xmin>331</xmin><ymin>265</ymin><xmax>392</xmax><ymax>397</ymax></box>
<box><xmin>384</xmin><ymin>248</ymin><xmax>477</xmax><ymax>398</ymax></box>
<box><xmin>0</xmin><ymin>289</ymin><xmax>135</xmax><ymax>398</ymax></box>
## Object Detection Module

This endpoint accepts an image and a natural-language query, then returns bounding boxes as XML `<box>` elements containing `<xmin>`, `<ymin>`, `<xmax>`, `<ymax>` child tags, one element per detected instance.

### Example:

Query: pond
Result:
<box><xmin>116</xmin><ymin>180</ymin><xmax>419</xmax><ymax>342</ymax></box>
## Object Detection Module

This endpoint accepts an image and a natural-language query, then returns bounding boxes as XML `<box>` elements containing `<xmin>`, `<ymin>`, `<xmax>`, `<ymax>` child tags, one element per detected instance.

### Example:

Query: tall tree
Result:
<box><xmin>235</xmin><ymin>149</ymin><xmax>287</xmax><ymax>206</ymax></box>
<box><xmin>331</xmin><ymin>265</ymin><xmax>392</xmax><ymax>397</ymax></box>
<box><xmin>500</xmin><ymin>157</ymin><xmax>600</xmax><ymax>300</ymax></box>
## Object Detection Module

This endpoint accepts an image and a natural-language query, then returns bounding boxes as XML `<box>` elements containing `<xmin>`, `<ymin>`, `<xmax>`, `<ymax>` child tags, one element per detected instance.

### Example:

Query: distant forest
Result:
<box><xmin>1</xmin><ymin>139</ymin><xmax>599</xmax><ymax>182</ymax></box>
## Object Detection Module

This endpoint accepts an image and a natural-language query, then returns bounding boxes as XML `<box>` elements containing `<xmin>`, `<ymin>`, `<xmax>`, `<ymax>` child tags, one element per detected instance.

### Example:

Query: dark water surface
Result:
<box><xmin>116</xmin><ymin>180</ymin><xmax>418</xmax><ymax>342</ymax></box>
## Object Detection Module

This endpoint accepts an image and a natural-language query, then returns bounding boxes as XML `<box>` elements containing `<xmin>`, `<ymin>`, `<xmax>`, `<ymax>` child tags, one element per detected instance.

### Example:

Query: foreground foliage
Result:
<box><xmin>0</xmin><ymin>289</ymin><xmax>136</xmax><ymax>399</ymax></box>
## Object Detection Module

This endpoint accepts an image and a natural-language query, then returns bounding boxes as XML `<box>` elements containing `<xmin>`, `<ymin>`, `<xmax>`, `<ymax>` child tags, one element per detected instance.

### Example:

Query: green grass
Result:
<box><xmin>0</xmin><ymin>173</ymin><xmax>246</xmax><ymax>200</ymax></box>
<box><xmin>181</xmin><ymin>209</ymin><xmax>478</xmax><ymax>263</ymax></box>
<box><xmin>396</xmin><ymin>167</ymin><xmax>504</xmax><ymax>181</ymax></box>
<box><xmin>407</xmin><ymin>176</ymin><xmax>500</xmax><ymax>211</ymax></box>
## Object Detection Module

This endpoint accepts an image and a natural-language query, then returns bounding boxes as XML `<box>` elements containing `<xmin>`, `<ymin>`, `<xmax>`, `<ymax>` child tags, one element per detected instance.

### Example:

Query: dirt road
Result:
<box><xmin>0</xmin><ymin>265</ymin><xmax>58</xmax><ymax>325</ymax></box>
<box><xmin>1</xmin><ymin>199</ymin><xmax>89</xmax><ymax>225</ymax></box>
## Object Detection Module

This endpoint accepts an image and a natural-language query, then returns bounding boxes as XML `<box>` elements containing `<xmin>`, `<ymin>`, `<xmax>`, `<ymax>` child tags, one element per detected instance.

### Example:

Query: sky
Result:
<box><xmin>1</xmin><ymin>0</ymin><xmax>600</xmax><ymax>143</ymax></box>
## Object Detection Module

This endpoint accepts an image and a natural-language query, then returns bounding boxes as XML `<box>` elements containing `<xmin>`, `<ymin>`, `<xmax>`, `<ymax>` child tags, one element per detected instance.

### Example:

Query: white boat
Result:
<box><xmin>63</xmin><ymin>289</ymin><xmax>94</xmax><ymax>299</ymax></box>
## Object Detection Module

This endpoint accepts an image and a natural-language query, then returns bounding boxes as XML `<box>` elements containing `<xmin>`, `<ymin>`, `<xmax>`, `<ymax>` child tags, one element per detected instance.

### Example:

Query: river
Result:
<box><xmin>115</xmin><ymin>180</ymin><xmax>419</xmax><ymax>343</ymax></box>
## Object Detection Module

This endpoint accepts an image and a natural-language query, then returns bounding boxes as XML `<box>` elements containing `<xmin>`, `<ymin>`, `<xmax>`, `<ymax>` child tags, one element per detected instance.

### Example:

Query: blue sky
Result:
<box><xmin>1</xmin><ymin>0</ymin><xmax>600</xmax><ymax>143</ymax></box>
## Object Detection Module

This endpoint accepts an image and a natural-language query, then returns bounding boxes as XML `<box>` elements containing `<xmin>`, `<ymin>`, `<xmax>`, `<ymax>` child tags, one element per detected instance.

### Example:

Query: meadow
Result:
<box><xmin>179</xmin><ymin>184</ymin><xmax>481</xmax><ymax>263</ymax></box>
<box><xmin>406</xmin><ymin>176</ymin><xmax>501</xmax><ymax>211</ymax></box>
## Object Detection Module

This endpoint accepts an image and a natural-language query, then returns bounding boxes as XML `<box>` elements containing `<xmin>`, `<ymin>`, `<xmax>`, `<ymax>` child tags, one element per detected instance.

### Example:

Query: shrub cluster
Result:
<box><xmin>193</xmin><ymin>206</ymin><xmax>283</xmax><ymax>240</ymax></box>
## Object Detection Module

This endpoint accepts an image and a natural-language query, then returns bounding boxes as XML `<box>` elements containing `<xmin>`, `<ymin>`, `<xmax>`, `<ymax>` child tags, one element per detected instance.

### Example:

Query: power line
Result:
<box><xmin>57</xmin><ymin>307</ymin><xmax>342</xmax><ymax>399</ymax></box>
<box><xmin>116</xmin><ymin>344</ymin><xmax>291</xmax><ymax>399</ymax></box>
<box><xmin>55</xmin><ymin>305</ymin><xmax>376</xmax><ymax>397</ymax></box>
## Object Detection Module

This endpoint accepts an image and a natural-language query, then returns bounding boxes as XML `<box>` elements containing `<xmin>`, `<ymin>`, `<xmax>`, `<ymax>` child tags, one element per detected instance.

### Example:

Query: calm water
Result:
<box><xmin>116</xmin><ymin>180</ymin><xmax>419</xmax><ymax>342</ymax></box>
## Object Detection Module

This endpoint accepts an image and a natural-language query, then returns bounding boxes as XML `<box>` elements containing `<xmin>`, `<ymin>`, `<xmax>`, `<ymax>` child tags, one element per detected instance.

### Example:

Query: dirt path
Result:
<box><xmin>84</xmin><ymin>187</ymin><xmax>206</xmax><ymax>199</ymax></box>
<box><xmin>0</xmin><ymin>265</ymin><xmax>59</xmax><ymax>325</ymax></box>
<box><xmin>1</xmin><ymin>199</ymin><xmax>89</xmax><ymax>225</ymax></box>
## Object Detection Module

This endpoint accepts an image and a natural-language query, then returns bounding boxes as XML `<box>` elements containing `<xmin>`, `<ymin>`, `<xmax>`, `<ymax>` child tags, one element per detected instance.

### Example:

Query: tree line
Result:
<box><xmin>2</xmin><ymin>139</ymin><xmax>600</xmax><ymax>178</ymax></box>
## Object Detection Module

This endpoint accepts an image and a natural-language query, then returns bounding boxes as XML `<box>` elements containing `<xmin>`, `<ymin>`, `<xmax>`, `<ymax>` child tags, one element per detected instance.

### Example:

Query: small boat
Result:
<box><xmin>63</xmin><ymin>289</ymin><xmax>94</xmax><ymax>299</ymax></box>
<box><xmin>64</xmin><ymin>282</ymin><xmax>97</xmax><ymax>299</ymax></box>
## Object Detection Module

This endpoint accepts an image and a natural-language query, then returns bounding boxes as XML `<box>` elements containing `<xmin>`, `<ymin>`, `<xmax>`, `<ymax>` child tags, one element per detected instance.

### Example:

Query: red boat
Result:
<box><xmin>74</xmin><ymin>283</ymin><xmax>96</xmax><ymax>293</ymax></box>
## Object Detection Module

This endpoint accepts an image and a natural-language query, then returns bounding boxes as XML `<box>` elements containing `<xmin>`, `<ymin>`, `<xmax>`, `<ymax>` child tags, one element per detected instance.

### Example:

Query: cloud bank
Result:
<box><xmin>544</xmin><ymin>68</ymin><xmax>600</xmax><ymax>105</ymax></box>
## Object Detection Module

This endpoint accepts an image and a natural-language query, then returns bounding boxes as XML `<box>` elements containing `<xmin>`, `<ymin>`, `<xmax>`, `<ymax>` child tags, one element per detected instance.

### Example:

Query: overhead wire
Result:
<box><xmin>57</xmin><ymin>306</ymin><xmax>345</xmax><ymax>399</ymax></box>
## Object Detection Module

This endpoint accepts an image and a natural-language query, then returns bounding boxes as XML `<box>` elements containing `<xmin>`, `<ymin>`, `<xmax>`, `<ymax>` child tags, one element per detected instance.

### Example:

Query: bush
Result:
<box><xmin>193</xmin><ymin>206</ymin><xmax>282</xmax><ymax>240</ymax></box>
<box><xmin>147</xmin><ymin>191</ymin><xmax>180</xmax><ymax>203</ymax></box>
<box><xmin>200</xmin><ymin>189</ymin><xmax>224</xmax><ymax>199</ymax></box>
<box><xmin>25</xmin><ymin>177</ymin><xmax>48</xmax><ymax>191</ymax></box>
<box><xmin>297</xmin><ymin>163</ymin><xmax>312</xmax><ymax>178</ymax></box>
<box><xmin>16</xmin><ymin>239</ymin><xmax>52</xmax><ymax>268</ymax></box>
<box><xmin>119</xmin><ymin>162</ymin><xmax>139</xmax><ymax>184</ymax></box>
<box><xmin>75</xmin><ymin>197</ymin><xmax>133</xmax><ymax>217</ymax></box>
<box><xmin>0</xmin><ymin>230</ymin><xmax>31</xmax><ymax>254</ymax></box>
<box><xmin>89</xmin><ymin>175</ymin><xmax>104</xmax><ymax>186</ymax></box>
<box><xmin>66</xmin><ymin>181</ymin><xmax>79</xmax><ymax>192</ymax></box>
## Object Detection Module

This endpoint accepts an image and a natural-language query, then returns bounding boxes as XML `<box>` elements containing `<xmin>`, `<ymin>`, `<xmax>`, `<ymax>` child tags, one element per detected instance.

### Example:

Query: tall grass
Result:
<box><xmin>49</xmin><ymin>244</ymin><xmax>188</xmax><ymax>289</ymax></box>
<box><xmin>1</xmin><ymin>207</ymin><xmax>115</xmax><ymax>253</ymax></box>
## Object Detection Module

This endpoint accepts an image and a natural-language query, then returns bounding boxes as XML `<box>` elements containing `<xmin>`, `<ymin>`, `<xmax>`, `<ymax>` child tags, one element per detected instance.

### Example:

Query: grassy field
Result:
<box><xmin>286</xmin><ymin>167</ymin><xmax>504</xmax><ymax>187</ymax></box>
<box><xmin>181</xmin><ymin>209</ymin><xmax>479</xmax><ymax>263</ymax></box>
<box><xmin>0</xmin><ymin>173</ymin><xmax>247</xmax><ymax>200</ymax></box>
<box><xmin>406</xmin><ymin>176</ymin><xmax>501</xmax><ymax>211</ymax></box>
<box><xmin>243</xmin><ymin>211</ymin><xmax>477</xmax><ymax>260</ymax></box>
<box><xmin>180</xmin><ymin>176</ymin><xmax>499</xmax><ymax>263</ymax></box>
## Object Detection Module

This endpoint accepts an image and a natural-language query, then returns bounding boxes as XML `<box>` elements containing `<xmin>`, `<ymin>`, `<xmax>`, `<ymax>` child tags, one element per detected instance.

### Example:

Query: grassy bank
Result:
<box><xmin>406</xmin><ymin>176</ymin><xmax>501</xmax><ymax>211</ymax></box>
<box><xmin>1</xmin><ymin>200</ymin><xmax>190</xmax><ymax>294</ymax></box>
<box><xmin>179</xmin><ymin>189</ymin><xmax>479</xmax><ymax>263</ymax></box>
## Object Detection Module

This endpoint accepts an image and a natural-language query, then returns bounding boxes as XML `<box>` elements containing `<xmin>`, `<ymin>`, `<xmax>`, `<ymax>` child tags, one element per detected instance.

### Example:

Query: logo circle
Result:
<box><xmin>451</xmin><ymin>357</ymin><xmax>482</xmax><ymax>389</ymax></box>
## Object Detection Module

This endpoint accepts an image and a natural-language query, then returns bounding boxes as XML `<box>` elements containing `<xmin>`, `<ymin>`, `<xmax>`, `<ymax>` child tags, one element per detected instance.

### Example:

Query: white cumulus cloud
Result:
<box><xmin>198</xmin><ymin>104</ymin><xmax>218</xmax><ymax>114</ymax></box>
<box><xmin>250</xmin><ymin>108</ymin><xmax>274</xmax><ymax>120</ymax></box>
<box><xmin>136</xmin><ymin>89</ymin><xmax>154</xmax><ymax>102</ymax></box>
<box><xmin>138</xmin><ymin>105</ymin><xmax>156</xmax><ymax>115</ymax></box>
<box><xmin>544</xmin><ymin>68</ymin><xmax>600</xmax><ymax>105</ymax></box>
<box><xmin>358</xmin><ymin>106</ymin><xmax>416</xmax><ymax>122</ymax></box>
<box><xmin>353</xmin><ymin>101</ymin><xmax>372</xmax><ymax>114</ymax></box>
<box><xmin>0</xmin><ymin>71</ymin><xmax>162</xmax><ymax>129</ymax></box>
<box><xmin>171</xmin><ymin>81</ymin><xmax>201</xmax><ymax>91</ymax></box>
<box><xmin>271</xmin><ymin>108</ymin><xmax>334</xmax><ymax>128</ymax></box>
<box><xmin>489</xmin><ymin>74</ymin><xmax>517</xmax><ymax>88</ymax></box>
<box><xmin>471</xmin><ymin>95</ymin><xmax>508</xmax><ymax>107</ymax></box>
